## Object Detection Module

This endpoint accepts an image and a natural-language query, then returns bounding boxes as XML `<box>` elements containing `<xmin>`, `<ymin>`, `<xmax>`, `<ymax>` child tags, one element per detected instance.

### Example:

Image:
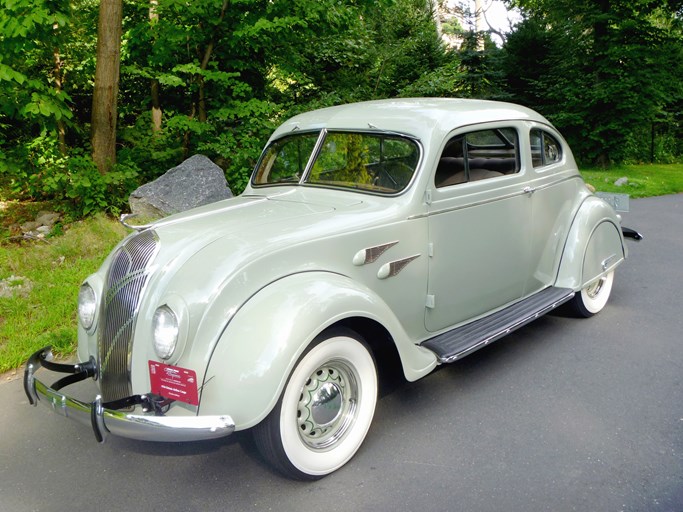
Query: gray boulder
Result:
<box><xmin>129</xmin><ymin>155</ymin><xmax>233</xmax><ymax>217</ymax></box>
<box><xmin>20</xmin><ymin>210</ymin><xmax>61</xmax><ymax>239</ymax></box>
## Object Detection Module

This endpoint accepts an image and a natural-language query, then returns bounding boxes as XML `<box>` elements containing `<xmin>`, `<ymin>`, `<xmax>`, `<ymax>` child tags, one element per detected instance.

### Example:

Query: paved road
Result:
<box><xmin>1</xmin><ymin>195</ymin><xmax>682</xmax><ymax>512</ymax></box>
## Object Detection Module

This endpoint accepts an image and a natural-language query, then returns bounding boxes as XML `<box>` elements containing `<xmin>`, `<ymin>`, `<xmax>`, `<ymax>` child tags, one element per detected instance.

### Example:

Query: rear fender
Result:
<box><xmin>555</xmin><ymin>196</ymin><xmax>626</xmax><ymax>290</ymax></box>
<box><xmin>198</xmin><ymin>271</ymin><xmax>436</xmax><ymax>429</ymax></box>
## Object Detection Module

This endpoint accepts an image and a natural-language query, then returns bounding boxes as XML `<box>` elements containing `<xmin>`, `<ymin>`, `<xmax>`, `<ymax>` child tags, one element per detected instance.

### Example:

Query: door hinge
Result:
<box><xmin>426</xmin><ymin>294</ymin><xmax>435</xmax><ymax>308</ymax></box>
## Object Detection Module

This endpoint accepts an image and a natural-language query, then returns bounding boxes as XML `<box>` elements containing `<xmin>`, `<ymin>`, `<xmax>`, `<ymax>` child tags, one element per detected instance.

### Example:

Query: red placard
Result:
<box><xmin>148</xmin><ymin>361</ymin><xmax>199</xmax><ymax>406</ymax></box>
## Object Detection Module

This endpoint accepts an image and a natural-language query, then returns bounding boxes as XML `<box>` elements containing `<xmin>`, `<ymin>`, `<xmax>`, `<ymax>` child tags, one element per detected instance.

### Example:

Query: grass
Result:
<box><xmin>0</xmin><ymin>214</ymin><xmax>127</xmax><ymax>374</ymax></box>
<box><xmin>0</xmin><ymin>163</ymin><xmax>681</xmax><ymax>374</ymax></box>
<box><xmin>581</xmin><ymin>163</ymin><xmax>683</xmax><ymax>197</ymax></box>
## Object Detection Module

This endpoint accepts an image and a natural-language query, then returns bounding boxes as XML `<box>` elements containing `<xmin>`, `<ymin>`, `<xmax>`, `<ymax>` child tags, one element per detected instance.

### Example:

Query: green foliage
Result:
<box><xmin>5</xmin><ymin>134</ymin><xmax>138</xmax><ymax>217</ymax></box>
<box><xmin>505</xmin><ymin>0</ymin><xmax>683</xmax><ymax>165</ymax></box>
<box><xmin>197</xmin><ymin>101</ymin><xmax>278</xmax><ymax>194</ymax></box>
<box><xmin>1</xmin><ymin>0</ymin><xmax>680</xmax><ymax>218</ymax></box>
<box><xmin>0</xmin><ymin>0</ymin><xmax>74</xmax><ymax>129</ymax></box>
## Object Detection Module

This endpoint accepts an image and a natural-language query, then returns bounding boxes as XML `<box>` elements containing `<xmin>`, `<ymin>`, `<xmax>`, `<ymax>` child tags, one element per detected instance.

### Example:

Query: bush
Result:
<box><xmin>3</xmin><ymin>133</ymin><xmax>140</xmax><ymax>217</ymax></box>
<box><xmin>622</xmin><ymin>125</ymin><xmax>683</xmax><ymax>165</ymax></box>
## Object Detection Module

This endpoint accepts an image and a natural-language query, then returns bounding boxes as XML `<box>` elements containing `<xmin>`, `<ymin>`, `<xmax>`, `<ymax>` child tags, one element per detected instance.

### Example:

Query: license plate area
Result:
<box><xmin>148</xmin><ymin>361</ymin><xmax>199</xmax><ymax>406</ymax></box>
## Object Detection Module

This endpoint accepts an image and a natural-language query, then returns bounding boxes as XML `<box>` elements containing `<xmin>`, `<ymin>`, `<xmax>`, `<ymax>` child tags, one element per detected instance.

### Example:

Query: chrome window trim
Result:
<box><xmin>251</xmin><ymin>129</ymin><xmax>423</xmax><ymax>197</ymax></box>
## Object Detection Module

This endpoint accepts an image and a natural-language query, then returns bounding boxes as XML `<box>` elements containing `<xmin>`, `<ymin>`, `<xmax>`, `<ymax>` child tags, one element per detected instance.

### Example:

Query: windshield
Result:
<box><xmin>252</xmin><ymin>131</ymin><xmax>420</xmax><ymax>194</ymax></box>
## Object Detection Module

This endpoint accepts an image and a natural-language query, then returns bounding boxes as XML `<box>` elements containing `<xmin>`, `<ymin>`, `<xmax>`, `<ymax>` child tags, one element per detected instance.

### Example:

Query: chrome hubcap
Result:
<box><xmin>586</xmin><ymin>276</ymin><xmax>606</xmax><ymax>299</ymax></box>
<box><xmin>297</xmin><ymin>360</ymin><xmax>358</xmax><ymax>450</ymax></box>
<box><xmin>311</xmin><ymin>382</ymin><xmax>343</xmax><ymax>426</ymax></box>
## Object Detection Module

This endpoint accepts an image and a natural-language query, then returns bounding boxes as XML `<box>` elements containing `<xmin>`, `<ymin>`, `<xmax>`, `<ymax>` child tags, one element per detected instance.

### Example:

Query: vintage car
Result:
<box><xmin>24</xmin><ymin>98</ymin><xmax>642</xmax><ymax>480</ymax></box>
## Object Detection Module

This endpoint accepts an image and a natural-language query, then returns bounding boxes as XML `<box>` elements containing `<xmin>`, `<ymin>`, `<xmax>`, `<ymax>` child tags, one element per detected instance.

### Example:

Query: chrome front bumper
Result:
<box><xmin>24</xmin><ymin>347</ymin><xmax>235</xmax><ymax>443</ymax></box>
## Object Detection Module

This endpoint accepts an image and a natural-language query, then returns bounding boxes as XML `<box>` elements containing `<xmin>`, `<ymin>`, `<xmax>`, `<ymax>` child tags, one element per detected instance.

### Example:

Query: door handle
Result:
<box><xmin>523</xmin><ymin>186</ymin><xmax>536</xmax><ymax>195</ymax></box>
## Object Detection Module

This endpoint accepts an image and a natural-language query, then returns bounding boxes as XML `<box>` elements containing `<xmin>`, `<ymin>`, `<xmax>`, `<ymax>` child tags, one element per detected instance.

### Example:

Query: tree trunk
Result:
<box><xmin>474</xmin><ymin>0</ymin><xmax>485</xmax><ymax>51</ymax></box>
<box><xmin>91</xmin><ymin>0</ymin><xmax>124</xmax><ymax>175</ymax></box>
<box><xmin>53</xmin><ymin>23</ymin><xmax>66</xmax><ymax>155</ymax></box>
<box><xmin>149</xmin><ymin>0</ymin><xmax>162</xmax><ymax>133</ymax></box>
<box><xmin>151</xmin><ymin>79</ymin><xmax>162</xmax><ymax>132</ymax></box>
<box><xmin>197</xmin><ymin>40</ymin><xmax>214</xmax><ymax>123</ymax></box>
<box><xmin>196</xmin><ymin>0</ymin><xmax>229</xmax><ymax>123</ymax></box>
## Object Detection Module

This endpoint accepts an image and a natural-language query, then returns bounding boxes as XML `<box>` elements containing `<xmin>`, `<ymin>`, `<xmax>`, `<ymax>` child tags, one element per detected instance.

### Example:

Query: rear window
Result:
<box><xmin>530</xmin><ymin>129</ymin><xmax>562</xmax><ymax>167</ymax></box>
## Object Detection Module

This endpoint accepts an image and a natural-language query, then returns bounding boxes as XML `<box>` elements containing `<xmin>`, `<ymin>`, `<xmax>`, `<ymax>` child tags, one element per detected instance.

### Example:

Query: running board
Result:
<box><xmin>421</xmin><ymin>287</ymin><xmax>575</xmax><ymax>363</ymax></box>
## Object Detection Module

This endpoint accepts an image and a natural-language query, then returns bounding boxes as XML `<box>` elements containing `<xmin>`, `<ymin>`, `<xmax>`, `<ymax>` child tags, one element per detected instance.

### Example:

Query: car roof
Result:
<box><xmin>270</xmin><ymin>98</ymin><xmax>551</xmax><ymax>143</ymax></box>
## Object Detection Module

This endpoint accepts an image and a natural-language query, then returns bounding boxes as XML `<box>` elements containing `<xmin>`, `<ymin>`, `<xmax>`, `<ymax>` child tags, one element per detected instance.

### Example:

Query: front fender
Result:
<box><xmin>555</xmin><ymin>196</ymin><xmax>626</xmax><ymax>290</ymax></box>
<box><xmin>197</xmin><ymin>271</ymin><xmax>436</xmax><ymax>430</ymax></box>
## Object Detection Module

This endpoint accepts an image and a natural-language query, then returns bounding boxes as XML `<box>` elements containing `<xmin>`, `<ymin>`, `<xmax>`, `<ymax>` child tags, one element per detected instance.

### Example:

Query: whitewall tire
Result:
<box><xmin>571</xmin><ymin>271</ymin><xmax>614</xmax><ymax>317</ymax></box>
<box><xmin>253</xmin><ymin>328</ymin><xmax>378</xmax><ymax>480</ymax></box>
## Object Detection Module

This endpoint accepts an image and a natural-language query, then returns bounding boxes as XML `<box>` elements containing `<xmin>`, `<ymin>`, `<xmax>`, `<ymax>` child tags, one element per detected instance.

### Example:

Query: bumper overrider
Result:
<box><xmin>24</xmin><ymin>346</ymin><xmax>235</xmax><ymax>443</ymax></box>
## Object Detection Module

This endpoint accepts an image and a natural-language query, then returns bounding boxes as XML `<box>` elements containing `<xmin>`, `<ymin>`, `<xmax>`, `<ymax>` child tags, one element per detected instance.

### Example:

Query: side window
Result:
<box><xmin>435</xmin><ymin>127</ymin><xmax>519</xmax><ymax>188</ymax></box>
<box><xmin>530</xmin><ymin>129</ymin><xmax>562</xmax><ymax>168</ymax></box>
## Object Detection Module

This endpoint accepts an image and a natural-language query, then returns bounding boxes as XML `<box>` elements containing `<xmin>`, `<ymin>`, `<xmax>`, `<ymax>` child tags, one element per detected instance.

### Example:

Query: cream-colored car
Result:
<box><xmin>25</xmin><ymin>99</ymin><xmax>641</xmax><ymax>479</ymax></box>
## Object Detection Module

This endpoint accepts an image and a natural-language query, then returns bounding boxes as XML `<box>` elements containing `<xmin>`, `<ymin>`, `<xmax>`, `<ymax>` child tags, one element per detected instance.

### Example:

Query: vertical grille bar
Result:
<box><xmin>98</xmin><ymin>230</ymin><xmax>159</xmax><ymax>402</ymax></box>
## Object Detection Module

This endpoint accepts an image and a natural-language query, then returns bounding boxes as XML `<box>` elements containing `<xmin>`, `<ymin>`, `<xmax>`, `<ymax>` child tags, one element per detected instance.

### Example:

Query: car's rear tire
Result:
<box><xmin>253</xmin><ymin>328</ymin><xmax>378</xmax><ymax>480</ymax></box>
<box><xmin>571</xmin><ymin>271</ymin><xmax>614</xmax><ymax>317</ymax></box>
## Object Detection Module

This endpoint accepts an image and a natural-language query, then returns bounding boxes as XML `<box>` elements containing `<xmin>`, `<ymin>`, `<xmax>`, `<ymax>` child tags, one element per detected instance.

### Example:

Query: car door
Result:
<box><xmin>425</xmin><ymin>125</ymin><xmax>533</xmax><ymax>332</ymax></box>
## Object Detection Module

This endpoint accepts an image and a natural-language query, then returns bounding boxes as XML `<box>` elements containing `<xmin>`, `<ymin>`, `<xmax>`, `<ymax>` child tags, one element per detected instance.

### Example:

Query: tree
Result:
<box><xmin>0</xmin><ymin>0</ymin><xmax>73</xmax><ymax>160</ymax></box>
<box><xmin>504</xmin><ymin>0</ymin><xmax>683</xmax><ymax>164</ymax></box>
<box><xmin>91</xmin><ymin>0</ymin><xmax>123</xmax><ymax>174</ymax></box>
<box><xmin>148</xmin><ymin>0</ymin><xmax>162</xmax><ymax>133</ymax></box>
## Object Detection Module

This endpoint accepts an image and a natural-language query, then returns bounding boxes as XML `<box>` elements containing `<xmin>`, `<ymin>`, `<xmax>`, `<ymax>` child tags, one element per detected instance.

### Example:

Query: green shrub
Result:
<box><xmin>5</xmin><ymin>134</ymin><xmax>140</xmax><ymax>217</ymax></box>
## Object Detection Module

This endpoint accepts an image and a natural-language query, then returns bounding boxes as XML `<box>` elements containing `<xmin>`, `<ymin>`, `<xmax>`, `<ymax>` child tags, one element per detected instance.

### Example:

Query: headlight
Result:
<box><xmin>78</xmin><ymin>283</ymin><xmax>97</xmax><ymax>330</ymax></box>
<box><xmin>153</xmin><ymin>305</ymin><xmax>179</xmax><ymax>360</ymax></box>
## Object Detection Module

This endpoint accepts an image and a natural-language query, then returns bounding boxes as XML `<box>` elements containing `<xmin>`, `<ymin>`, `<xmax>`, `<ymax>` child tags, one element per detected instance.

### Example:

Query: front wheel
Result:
<box><xmin>253</xmin><ymin>329</ymin><xmax>378</xmax><ymax>480</ymax></box>
<box><xmin>570</xmin><ymin>271</ymin><xmax>615</xmax><ymax>317</ymax></box>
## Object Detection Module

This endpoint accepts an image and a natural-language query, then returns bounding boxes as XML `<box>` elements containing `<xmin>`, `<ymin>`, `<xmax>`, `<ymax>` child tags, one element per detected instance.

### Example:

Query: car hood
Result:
<box><xmin>132</xmin><ymin>187</ymin><xmax>401</xmax><ymax>307</ymax></box>
<box><xmin>149</xmin><ymin>188</ymin><xmax>363</xmax><ymax>255</ymax></box>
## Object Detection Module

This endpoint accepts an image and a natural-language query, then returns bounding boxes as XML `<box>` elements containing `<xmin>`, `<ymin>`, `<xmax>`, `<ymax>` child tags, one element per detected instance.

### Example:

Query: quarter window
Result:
<box><xmin>530</xmin><ymin>129</ymin><xmax>562</xmax><ymax>167</ymax></box>
<box><xmin>435</xmin><ymin>128</ymin><xmax>519</xmax><ymax>188</ymax></box>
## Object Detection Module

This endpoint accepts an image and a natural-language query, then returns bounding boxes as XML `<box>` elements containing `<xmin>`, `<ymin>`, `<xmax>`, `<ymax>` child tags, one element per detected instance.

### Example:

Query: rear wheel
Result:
<box><xmin>571</xmin><ymin>271</ymin><xmax>614</xmax><ymax>317</ymax></box>
<box><xmin>253</xmin><ymin>329</ymin><xmax>378</xmax><ymax>480</ymax></box>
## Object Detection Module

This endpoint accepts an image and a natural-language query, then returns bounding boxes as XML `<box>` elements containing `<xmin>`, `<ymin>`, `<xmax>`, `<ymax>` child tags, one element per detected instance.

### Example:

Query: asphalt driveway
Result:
<box><xmin>1</xmin><ymin>194</ymin><xmax>681</xmax><ymax>512</ymax></box>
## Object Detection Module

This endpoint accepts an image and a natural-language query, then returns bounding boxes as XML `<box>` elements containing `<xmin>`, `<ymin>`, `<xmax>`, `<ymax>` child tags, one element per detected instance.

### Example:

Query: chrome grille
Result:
<box><xmin>98</xmin><ymin>229</ymin><xmax>159</xmax><ymax>401</ymax></box>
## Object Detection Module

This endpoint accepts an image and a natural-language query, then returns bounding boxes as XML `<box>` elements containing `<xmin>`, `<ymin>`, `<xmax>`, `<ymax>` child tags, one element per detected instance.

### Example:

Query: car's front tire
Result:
<box><xmin>253</xmin><ymin>328</ymin><xmax>378</xmax><ymax>480</ymax></box>
<box><xmin>571</xmin><ymin>271</ymin><xmax>614</xmax><ymax>317</ymax></box>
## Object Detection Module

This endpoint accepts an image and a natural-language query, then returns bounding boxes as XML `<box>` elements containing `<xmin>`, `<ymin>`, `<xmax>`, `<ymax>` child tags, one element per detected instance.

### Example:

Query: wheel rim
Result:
<box><xmin>585</xmin><ymin>276</ymin><xmax>606</xmax><ymax>299</ymax></box>
<box><xmin>580</xmin><ymin>270</ymin><xmax>614</xmax><ymax>314</ymax></box>
<box><xmin>297</xmin><ymin>360</ymin><xmax>358</xmax><ymax>450</ymax></box>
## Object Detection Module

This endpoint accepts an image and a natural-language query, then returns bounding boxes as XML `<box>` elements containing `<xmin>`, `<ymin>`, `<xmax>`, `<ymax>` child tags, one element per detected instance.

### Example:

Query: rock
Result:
<box><xmin>19</xmin><ymin>210</ymin><xmax>60</xmax><ymax>239</ymax></box>
<box><xmin>35</xmin><ymin>211</ymin><xmax>60</xmax><ymax>227</ymax></box>
<box><xmin>614</xmin><ymin>177</ymin><xmax>629</xmax><ymax>187</ymax></box>
<box><xmin>20</xmin><ymin>221</ymin><xmax>40</xmax><ymax>232</ymax></box>
<box><xmin>129</xmin><ymin>155</ymin><xmax>233</xmax><ymax>217</ymax></box>
<box><xmin>0</xmin><ymin>275</ymin><xmax>33</xmax><ymax>299</ymax></box>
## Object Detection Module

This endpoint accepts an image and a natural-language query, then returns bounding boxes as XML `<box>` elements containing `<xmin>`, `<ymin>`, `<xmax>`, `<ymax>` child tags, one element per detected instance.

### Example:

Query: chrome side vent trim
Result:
<box><xmin>98</xmin><ymin>230</ymin><xmax>159</xmax><ymax>401</ymax></box>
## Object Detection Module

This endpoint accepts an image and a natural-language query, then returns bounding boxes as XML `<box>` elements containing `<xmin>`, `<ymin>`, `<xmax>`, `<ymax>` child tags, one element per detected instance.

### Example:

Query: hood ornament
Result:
<box><xmin>119</xmin><ymin>213</ymin><xmax>156</xmax><ymax>231</ymax></box>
